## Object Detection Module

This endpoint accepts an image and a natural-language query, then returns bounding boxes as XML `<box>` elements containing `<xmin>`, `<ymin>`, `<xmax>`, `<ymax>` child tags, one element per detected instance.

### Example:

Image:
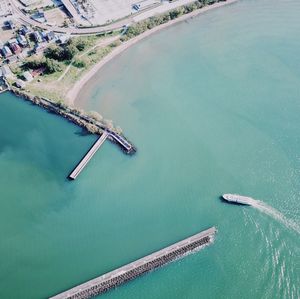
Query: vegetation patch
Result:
<box><xmin>121</xmin><ymin>0</ymin><xmax>221</xmax><ymax>41</ymax></box>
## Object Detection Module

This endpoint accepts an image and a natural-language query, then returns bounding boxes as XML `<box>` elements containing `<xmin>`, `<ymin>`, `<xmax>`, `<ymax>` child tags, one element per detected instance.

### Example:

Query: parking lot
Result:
<box><xmin>89</xmin><ymin>0</ymin><xmax>140</xmax><ymax>25</ymax></box>
<box><xmin>0</xmin><ymin>0</ymin><xmax>12</xmax><ymax>17</ymax></box>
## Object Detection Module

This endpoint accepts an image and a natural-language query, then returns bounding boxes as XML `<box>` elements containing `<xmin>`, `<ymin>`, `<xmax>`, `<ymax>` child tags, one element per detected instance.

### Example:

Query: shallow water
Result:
<box><xmin>1</xmin><ymin>0</ymin><xmax>300</xmax><ymax>298</ymax></box>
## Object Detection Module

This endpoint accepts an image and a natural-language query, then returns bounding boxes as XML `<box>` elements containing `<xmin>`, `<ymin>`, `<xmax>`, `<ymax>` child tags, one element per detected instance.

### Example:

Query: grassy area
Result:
<box><xmin>25</xmin><ymin>44</ymin><xmax>113</xmax><ymax>102</ymax></box>
<box><xmin>22</xmin><ymin>33</ymin><xmax>118</xmax><ymax>102</ymax></box>
<box><xmin>17</xmin><ymin>0</ymin><xmax>221</xmax><ymax>103</ymax></box>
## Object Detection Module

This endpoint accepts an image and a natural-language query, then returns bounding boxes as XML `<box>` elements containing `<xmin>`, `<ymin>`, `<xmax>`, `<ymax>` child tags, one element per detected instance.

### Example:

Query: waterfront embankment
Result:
<box><xmin>50</xmin><ymin>227</ymin><xmax>216</xmax><ymax>299</ymax></box>
<box><xmin>67</xmin><ymin>0</ymin><xmax>238</xmax><ymax>105</ymax></box>
<box><xmin>9</xmin><ymin>88</ymin><xmax>136</xmax><ymax>155</ymax></box>
<box><xmin>2</xmin><ymin>0</ymin><xmax>300</xmax><ymax>298</ymax></box>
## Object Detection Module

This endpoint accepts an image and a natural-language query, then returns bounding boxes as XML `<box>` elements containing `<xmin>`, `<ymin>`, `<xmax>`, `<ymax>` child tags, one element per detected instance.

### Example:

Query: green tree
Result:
<box><xmin>73</xmin><ymin>58</ymin><xmax>86</xmax><ymax>68</ymax></box>
<box><xmin>44</xmin><ymin>59</ymin><xmax>62</xmax><ymax>73</ymax></box>
<box><xmin>64</xmin><ymin>44</ymin><xmax>78</xmax><ymax>60</ymax></box>
<box><xmin>89</xmin><ymin>111</ymin><xmax>103</xmax><ymax>121</ymax></box>
<box><xmin>24</xmin><ymin>57</ymin><xmax>44</xmax><ymax>69</ymax></box>
<box><xmin>45</xmin><ymin>44</ymin><xmax>63</xmax><ymax>60</ymax></box>
<box><xmin>74</xmin><ymin>38</ymin><xmax>87</xmax><ymax>51</ymax></box>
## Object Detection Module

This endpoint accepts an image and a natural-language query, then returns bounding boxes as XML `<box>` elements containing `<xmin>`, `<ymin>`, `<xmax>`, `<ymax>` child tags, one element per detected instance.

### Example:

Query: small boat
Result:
<box><xmin>222</xmin><ymin>194</ymin><xmax>253</xmax><ymax>206</ymax></box>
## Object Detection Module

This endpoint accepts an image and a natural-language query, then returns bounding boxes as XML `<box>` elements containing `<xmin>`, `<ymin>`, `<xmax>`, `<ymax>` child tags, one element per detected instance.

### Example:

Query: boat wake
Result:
<box><xmin>246</xmin><ymin>198</ymin><xmax>300</xmax><ymax>235</ymax></box>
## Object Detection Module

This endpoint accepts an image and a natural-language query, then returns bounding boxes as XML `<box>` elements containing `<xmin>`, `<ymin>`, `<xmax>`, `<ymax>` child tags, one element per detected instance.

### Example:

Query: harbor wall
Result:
<box><xmin>50</xmin><ymin>227</ymin><xmax>216</xmax><ymax>299</ymax></box>
<box><xmin>8</xmin><ymin>88</ymin><xmax>136</xmax><ymax>155</ymax></box>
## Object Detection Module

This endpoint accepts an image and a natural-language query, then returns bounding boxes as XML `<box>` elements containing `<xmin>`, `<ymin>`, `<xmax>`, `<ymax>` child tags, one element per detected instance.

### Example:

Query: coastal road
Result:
<box><xmin>9</xmin><ymin>0</ymin><xmax>128</xmax><ymax>35</ymax></box>
<box><xmin>8</xmin><ymin>0</ymin><xmax>198</xmax><ymax>35</ymax></box>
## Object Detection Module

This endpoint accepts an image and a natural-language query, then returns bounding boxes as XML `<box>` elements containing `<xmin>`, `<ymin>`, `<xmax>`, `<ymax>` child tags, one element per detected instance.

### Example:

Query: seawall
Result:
<box><xmin>9</xmin><ymin>89</ymin><xmax>136</xmax><ymax>155</ymax></box>
<box><xmin>50</xmin><ymin>227</ymin><xmax>216</xmax><ymax>299</ymax></box>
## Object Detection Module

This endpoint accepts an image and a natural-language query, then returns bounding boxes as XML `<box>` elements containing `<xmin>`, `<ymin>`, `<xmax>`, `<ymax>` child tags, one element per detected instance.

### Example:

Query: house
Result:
<box><xmin>17</xmin><ymin>35</ymin><xmax>28</xmax><ymax>47</ymax></box>
<box><xmin>4</xmin><ymin>20</ymin><xmax>15</xmax><ymax>29</ymax></box>
<box><xmin>10</xmin><ymin>43</ymin><xmax>22</xmax><ymax>54</ymax></box>
<box><xmin>23</xmin><ymin>71</ymin><xmax>33</xmax><ymax>82</ymax></box>
<box><xmin>46</xmin><ymin>31</ymin><xmax>55</xmax><ymax>42</ymax></box>
<box><xmin>32</xmin><ymin>31</ymin><xmax>43</xmax><ymax>43</ymax></box>
<box><xmin>7</xmin><ymin>55</ymin><xmax>19</xmax><ymax>64</ymax></box>
<box><xmin>20</xmin><ymin>26</ymin><xmax>31</xmax><ymax>36</ymax></box>
<box><xmin>56</xmin><ymin>34</ymin><xmax>70</xmax><ymax>45</ymax></box>
<box><xmin>19</xmin><ymin>0</ymin><xmax>40</xmax><ymax>6</ymax></box>
<box><xmin>31</xmin><ymin>10</ymin><xmax>46</xmax><ymax>23</ymax></box>
<box><xmin>31</xmin><ymin>67</ymin><xmax>45</xmax><ymax>77</ymax></box>
<box><xmin>1</xmin><ymin>65</ymin><xmax>12</xmax><ymax>78</ymax></box>
<box><xmin>2</xmin><ymin>46</ymin><xmax>13</xmax><ymax>58</ymax></box>
<box><xmin>16</xmin><ymin>79</ymin><xmax>26</xmax><ymax>89</ymax></box>
<box><xmin>33</xmin><ymin>42</ymin><xmax>47</xmax><ymax>53</ymax></box>
<box><xmin>132</xmin><ymin>0</ymin><xmax>160</xmax><ymax>11</ymax></box>
<box><xmin>8</xmin><ymin>38</ymin><xmax>18</xmax><ymax>46</ymax></box>
<box><xmin>41</xmin><ymin>31</ymin><xmax>48</xmax><ymax>40</ymax></box>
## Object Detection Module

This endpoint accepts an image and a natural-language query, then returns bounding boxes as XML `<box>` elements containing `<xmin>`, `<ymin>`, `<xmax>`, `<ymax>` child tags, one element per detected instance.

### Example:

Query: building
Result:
<box><xmin>0</xmin><ymin>65</ymin><xmax>12</xmax><ymax>78</ymax></box>
<box><xmin>31</xmin><ymin>67</ymin><xmax>45</xmax><ymax>77</ymax></box>
<box><xmin>31</xmin><ymin>10</ymin><xmax>46</xmax><ymax>23</ymax></box>
<box><xmin>32</xmin><ymin>31</ymin><xmax>43</xmax><ymax>43</ymax></box>
<box><xmin>33</xmin><ymin>42</ymin><xmax>47</xmax><ymax>53</ymax></box>
<box><xmin>132</xmin><ymin>0</ymin><xmax>160</xmax><ymax>11</ymax></box>
<box><xmin>60</xmin><ymin>0</ymin><xmax>82</xmax><ymax>24</ymax></box>
<box><xmin>8</xmin><ymin>38</ymin><xmax>18</xmax><ymax>46</ymax></box>
<box><xmin>19</xmin><ymin>0</ymin><xmax>40</xmax><ymax>7</ymax></box>
<box><xmin>23</xmin><ymin>71</ymin><xmax>33</xmax><ymax>82</ymax></box>
<box><xmin>4</xmin><ymin>20</ymin><xmax>15</xmax><ymax>29</ymax></box>
<box><xmin>56</xmin><ymin>34</ymin><xmax>70</xmax><ymax>44</ymax></box>
<box><xmin>17</xmin><ymin>35</ymin><xmax>28</xmax><ymax>47</ymax></box>
<box><xmin>20</xmin><ymin>26</ymin><xmax>31</xmax><ymax>36</ymax></box>
<box><xmin>10</xmin><ymin>43</ymin><xmax>22</xmax><ymax>54</ymax></box>
<box><xmin>46</xmin><ymin>31</ymin><xmax>55</xmax><ymax>41</ymax></box>
<box><xmin>16</xmin><ymin>79</ymin><xmax>26</xmax><ymax>89</ymax></box>
<box><xmin>1</xmin><ymin>46</ymin><xmax>13</xmax><ymax>58</ymax></box>
<box><xmin>7</xmin><ymin>55</ymin><xmax>19</xmax><ymax>64</ymax></box>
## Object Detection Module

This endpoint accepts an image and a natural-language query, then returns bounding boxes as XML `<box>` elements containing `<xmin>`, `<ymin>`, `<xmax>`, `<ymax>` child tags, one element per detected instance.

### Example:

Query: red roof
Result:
<box><xmin>31</xmin><ymin>67</ymin><xmax>46</xmax><ymax>77</ymax></box>
<box><xmin>10</xmin><ymin>43</ymin><xmax>22</xmax><ymax>54</ymax></box>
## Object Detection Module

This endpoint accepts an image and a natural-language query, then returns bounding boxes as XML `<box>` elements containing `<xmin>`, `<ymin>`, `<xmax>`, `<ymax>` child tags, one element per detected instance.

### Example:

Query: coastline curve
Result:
<box><xmin>67</xmin><ymin>0</ymin><xmax>238</xmax><ymax>105</ymax></box>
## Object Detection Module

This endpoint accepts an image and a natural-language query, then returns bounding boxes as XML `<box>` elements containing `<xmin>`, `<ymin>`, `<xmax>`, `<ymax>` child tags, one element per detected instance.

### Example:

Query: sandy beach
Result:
<box><xmin>67</xmin><ymin>0</ymin><xmax>238</xmax><ymax>105</ymax></box>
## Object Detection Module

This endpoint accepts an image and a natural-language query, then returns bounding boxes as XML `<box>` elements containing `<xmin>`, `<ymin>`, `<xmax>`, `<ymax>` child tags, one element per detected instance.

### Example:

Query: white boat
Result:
<box><xmin>222</xmin><ymin>194</ymin><xmax>253</xmax><ymax>206</ymax></box>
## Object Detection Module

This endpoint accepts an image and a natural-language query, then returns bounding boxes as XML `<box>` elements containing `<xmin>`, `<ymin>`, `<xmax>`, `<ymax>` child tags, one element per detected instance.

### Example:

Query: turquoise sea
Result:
<box><xmin>1</xmin><ymin>0</ymin><xmax>300</xmax><ymax>298</ymax></box>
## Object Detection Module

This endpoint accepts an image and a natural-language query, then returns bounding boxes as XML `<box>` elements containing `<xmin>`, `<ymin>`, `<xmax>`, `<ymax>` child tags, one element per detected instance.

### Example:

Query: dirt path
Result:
<box><xmin>57</xmin><ymin>35</ymin><xmax>120</xmax><ymax>82</ymax></box>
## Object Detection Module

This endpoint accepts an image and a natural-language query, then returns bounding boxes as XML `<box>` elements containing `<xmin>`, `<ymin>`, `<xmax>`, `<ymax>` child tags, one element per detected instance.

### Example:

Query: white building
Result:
<box><xmin>0</xmin><ymin>65</ymin><xmax>12</xmax><ymax>78</ymax></box>
<box><xmin>19</xmin><ymin>0</ymin><xmax>40</xmax><ymax>7</ymax></box>
<box><xmin>23</xmin><ymin>71</ymin><xmax>33</xmax><ymax>82</ymax></box>
<box><xmin>16</xmin><ymin>79</ymin><xmax>26</xmax><ymax>88</ymax></box>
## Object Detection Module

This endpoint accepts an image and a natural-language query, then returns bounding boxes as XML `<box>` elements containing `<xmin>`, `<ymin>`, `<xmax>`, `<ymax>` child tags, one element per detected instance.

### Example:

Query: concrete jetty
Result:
<box><xmin>78</xmin><ymin>115</ymin><xmax>135</xmax><ymax>154</ymax></box>
<box><xmin>108</xmin><ymin>131</ymin><xmax>134</xmax><ymax>153</ymax></box>
<box><xmin>49</xmin><ymin>227</ymin><xmax>216</xmax><ymax>299</ymax></box>
<box><xmin>69</xmin><ymin>131</ymin><xmax>109</xmax><ymax>180</ymax></box>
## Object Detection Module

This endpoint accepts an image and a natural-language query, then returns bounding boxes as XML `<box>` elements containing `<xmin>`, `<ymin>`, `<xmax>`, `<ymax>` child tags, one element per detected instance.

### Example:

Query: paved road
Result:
<box><xmin>8</xmin><ymin>0</ymin><xmax>197</xmax><ymax>35</ymax></box>
<box><xmin>9</xmin><ymin>0</ymin><xmax>135</xmax><ymax>35</ymax></box>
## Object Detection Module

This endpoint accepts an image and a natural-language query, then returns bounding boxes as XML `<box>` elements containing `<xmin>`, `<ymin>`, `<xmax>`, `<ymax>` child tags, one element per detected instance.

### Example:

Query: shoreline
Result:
<box><xmin>67</xmin><ymin>0</ymin><xmax>238</xmax><ymax>105</ymax></box>
<box><xmin>8</xmin><ymin>88</ymin><xmax>136</xmax><ymax>155</ymax></box>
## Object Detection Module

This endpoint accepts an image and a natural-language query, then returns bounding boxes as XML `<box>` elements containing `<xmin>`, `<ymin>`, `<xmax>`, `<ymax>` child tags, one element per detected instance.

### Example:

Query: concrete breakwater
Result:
<box><xmin>69</xmin><ymin>132</ymin><xmax>109</xmax><ymax>180</ymax></box>
<box><xmin>9</xmin><ymin>88</ymin><xmax>136</xmax><ymax>155</ymax></box>
<box><xmin>50</xmin><ymin>227</ymin><xmax>216</xmax><ymax>299</ymax></box>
